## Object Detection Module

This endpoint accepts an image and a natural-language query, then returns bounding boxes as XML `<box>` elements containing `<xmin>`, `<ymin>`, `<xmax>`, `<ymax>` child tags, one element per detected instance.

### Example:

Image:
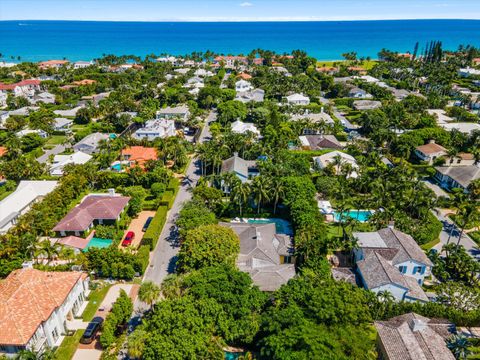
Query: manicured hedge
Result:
<box><xmin>142</xmin><ymin>206</ymin><xmax>168</xmax><ymax>249</ymax></box>
<box><xmin>137</xmin><ymin>245</ymin><xmax>150</xmax><ymax>273</ymax></box>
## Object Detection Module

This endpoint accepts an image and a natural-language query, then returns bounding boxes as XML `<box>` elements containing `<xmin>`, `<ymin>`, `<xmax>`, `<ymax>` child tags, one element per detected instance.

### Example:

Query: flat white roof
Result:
<box><xmin>353</xmin><ymin>232</ymin><xmax>388</xmax><ymax>248</ymax></box>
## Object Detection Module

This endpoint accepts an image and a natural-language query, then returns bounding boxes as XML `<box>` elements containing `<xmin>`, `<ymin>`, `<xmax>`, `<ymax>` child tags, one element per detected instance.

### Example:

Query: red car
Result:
<box><xmin>122</xmin><ymin>231</ymin><xmax>135</xmax><ymax>246</ymax></box>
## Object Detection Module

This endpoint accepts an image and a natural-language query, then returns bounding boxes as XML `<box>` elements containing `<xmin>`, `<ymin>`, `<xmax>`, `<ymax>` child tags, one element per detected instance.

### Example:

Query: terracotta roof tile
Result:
<box><xmin>0</xmin><ymin>268</ymin><xmax>87</xmax><ymax>346</ymax></box>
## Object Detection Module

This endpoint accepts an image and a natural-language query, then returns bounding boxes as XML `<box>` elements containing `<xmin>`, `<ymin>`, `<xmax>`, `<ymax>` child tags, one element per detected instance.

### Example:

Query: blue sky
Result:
<box><xmin>1</xmin><ymin>0</ymin><xmax>480</xmax><ymax>21</ymax></box>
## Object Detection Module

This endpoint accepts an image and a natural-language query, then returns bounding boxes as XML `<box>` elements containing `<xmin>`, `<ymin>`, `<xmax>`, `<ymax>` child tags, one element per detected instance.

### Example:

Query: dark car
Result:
<box><xmin>122</xmin><ymin>231</ymin><xmax>135</xmax><ymax>246</ymax></box>
<box><xmin>142</xmin><ymin>217</ymin><xmax>153</xmax><ymax>232</ymax></box>
<box><xmin>80</xmin><ymin>317</ymin><xmax>104</xmax><ymax>344</ymax></box>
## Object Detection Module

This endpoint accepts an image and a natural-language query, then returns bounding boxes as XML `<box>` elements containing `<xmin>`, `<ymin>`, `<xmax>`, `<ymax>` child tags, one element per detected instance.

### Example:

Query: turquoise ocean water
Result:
<box><xmin>0</xmin><ymin>19</ymin><xmax>479</xmax><ymax>62</ymax></box>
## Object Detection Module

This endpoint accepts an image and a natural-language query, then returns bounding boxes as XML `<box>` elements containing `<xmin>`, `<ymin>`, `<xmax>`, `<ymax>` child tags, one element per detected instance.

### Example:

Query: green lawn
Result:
<box><xmin>82</xmin><ymin>284</ymin><xmax>112</xmax><ymax>321</ymax></box>
<box><xmin>45</xmin><ymin>135</ymin><xmax>67</xmax><ymax>147</ymax></box>
<box><xmin>421</xmin><ymin>238</ymin><xmax>440</xmax><ymax>251</ymax></box>
<box><xmin>316</xmin><ymin>60</ymin><xmax>378</xmax><ymax>70</ymax></box>
<box><xmin>54</xmin><ymin>330</ymin><xmax>84</xmax><ymax>360</ymax></box>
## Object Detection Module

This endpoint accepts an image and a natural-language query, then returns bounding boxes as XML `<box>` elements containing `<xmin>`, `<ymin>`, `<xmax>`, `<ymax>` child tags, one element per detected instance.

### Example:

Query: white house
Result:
<box><xmin>353</xmin><ymin>227</ymin><xmax>433</xmax><ymax>302</ymax></box>
<box><xmin>194</xmin><ymin>69</ymin><xmax>214</xmax><ymax>77</ymax></box>
<box><xmin>0</xmin><ymin>267</ymin><xmax>89</xmax><ymax>356</ymax></box>
<box><xmin>16</xmin><ymin>129</ymin><xmax>48</xmax><ymax>139</ymax></box>
<box><xmin>458</xmin><ymin>67</ymin><xmax>480</xmax><ymax>77</ymax></box>
<box><xmin>31</xmin><ymin>92</ymin><xmax>55</xmax><ymax>105</ymax></box>
<box><xmin>286</xmin><ymin>93</ymin><xmax>310</xmax><ymax>106</ymax></box>
<box><xmin>0</xmin><ymin>111</ymin><xmax>9</xmax><ymax>127</ymax></box>
<box><xmin>73</xmin><ymin>132</ymin><xmax>110</xmax><ymax>154</ymax></box>
<box><xmin>73</xmin><ymin>61</ymin><xmax>94</xmax><ymax>69</ymax></box>
<box><xmin>235</xmin><ymin>80</ymin><xmax>254</xmax><ymax>93</ymax></box>
<box><xmin>133</xmin><ymin>119</ymin><xmax>176</xmax><ymax>140</ymax></box>
<box><xmin>0</xmin><ymin>180</ymin><xmax>58</xmax><ymax>234</ymax></box>
<box><xmin>0</xmin><ymin>91</ymin><xmax>7</xmax><ymax>108</ymax></box>
<box><xmin>313</xmin><ymin>151</ymin><xmax>358</xmax><ymax>178</ymax></box>
<box><xmin>348</xmin><ymin>87</ymin><xmax>373</xmax><ymax>99</ymax></box>
<box><xmin>231</xmin><ymin>120</ymin><xmax>260</xmax><ymax>136</ymax></box>
<box><xmin>156</xmin><ymin>105</ymin><xmax>190</xmax><ymax>121</ymax></box>
<box><xmin>50</xmin><ymin>152</ymin><xmax>92</xmax><ymax>176</ymax></box>
<box><xmin>53</xmin><ymin>118</ymin><xmax>74</xmax><ymax>132</ymax></box>
<box><xmin>414</xmin><ymin>141</ymin><xmax>448</xmax><ymax>164</ymax></box>
<box><xmin>54</xmin><ymin>106</ymin><xmax>84</xmax><ymax>118</ymax></box>
<box><xmin>235</xmin><ymin>88</ymin><xmax>265</xmax><ymax>103</ymax></box>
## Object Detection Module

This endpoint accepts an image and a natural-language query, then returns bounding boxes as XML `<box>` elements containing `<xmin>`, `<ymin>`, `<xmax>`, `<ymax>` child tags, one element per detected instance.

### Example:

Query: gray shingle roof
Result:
<box><xmin>301</xmin><ymin>135</ymin><xmax>343</xmax><ymax>150</ymax></box>
<box><xmin>435</xmin><ymin>165</ymin><xmax>480</xmax><ymax>188</ymax></box>
<box><xmin>219</xmin><ymin>222</ymin><xmax>295</xmax><ymax>291</ymax></box>
<box><xmin>375</xmin><ymin>313</ymin><xmax>455</xmax><ymax>360</ymax></box>
<box><xmin>221</xmin><ymin>155</ymin><xmax>257</xmax><ymax>178</ymax></box>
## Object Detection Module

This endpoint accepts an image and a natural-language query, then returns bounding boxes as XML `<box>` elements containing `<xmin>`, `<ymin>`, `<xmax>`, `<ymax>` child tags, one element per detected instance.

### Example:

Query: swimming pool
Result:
<box><xmin>111</xmin><ymin>163</ymin><xmax>122</xmax><ymax>171</ymax></box>
<box><xmin>247</xmin><ymin>218</ymin><xmax>293</xmax><ymax>235</ymax></box>
<box><xmin>83</xmin><ymin>237</ymin><xmax>113</xmax><ymax>251</ymax></box>
<box><xmin>224</xmin><ymin>352</ymin><xmax>245</xmax><ymax>360</ymax></box>
<box><xmin>333</xmin><ymin>210</ymin><xmax>373</xmax><ymax>222</ymax></box>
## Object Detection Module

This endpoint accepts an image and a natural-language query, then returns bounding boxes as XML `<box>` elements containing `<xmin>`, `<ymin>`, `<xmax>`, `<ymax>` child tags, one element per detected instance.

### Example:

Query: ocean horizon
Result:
<box><xmin>1</xmin><ymin>19</ymin><xmax>480</xmax><ymax>62</ymax></box>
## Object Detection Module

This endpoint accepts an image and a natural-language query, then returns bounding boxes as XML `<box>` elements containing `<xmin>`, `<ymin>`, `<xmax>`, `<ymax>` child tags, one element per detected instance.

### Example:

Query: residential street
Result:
<box><xmin>432</xmin><ymin>209</ymin><xmax>478</xmax><ymax>257</ymax></box>
<box><xmin>141</xmin><ymin>111</ymin><xmax>214</xmax><ymax>286</ymax></box>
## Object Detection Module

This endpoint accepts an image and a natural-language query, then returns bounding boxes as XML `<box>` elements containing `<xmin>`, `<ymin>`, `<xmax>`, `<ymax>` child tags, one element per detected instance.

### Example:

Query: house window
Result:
<box><xmin>413</xmin><ymin>266</ymin><xmax>424</xmax><ymax>275</ymax></box>
<box><xmin>282</xmin><ymin>255</ymin><xmax>293</xmax><ymax>264</ymax></box>
<box><xmin>418</xmin><ymin>279</ymin><xmax>423</xmax><ymax>285</ymax></box>
<box><xmin>398</xmin><ymin>266</ymin><xmax>407</xmax><ymax>274</ymax></box>
<box><xmin>52</xmin><ymin>328</ymin><xmax>59</xmax><ymax>341</ymax></box>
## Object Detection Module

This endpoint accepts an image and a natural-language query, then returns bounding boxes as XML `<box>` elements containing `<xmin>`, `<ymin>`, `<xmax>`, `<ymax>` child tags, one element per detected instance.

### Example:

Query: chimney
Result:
<box><xmin>233</xmin><ymin>152</ymin><xmax>239</xmax><ymax>157</ymax></box>
<box><xmin>321</xmin><ymin>106</ymin><xmax>324</xmax><ymax>114</ymax></box>
<box><xmin>387</xmin><ymin>221</ymin><xmax>395</xmax><ymax>229</ymax></box>
<box><xmin>22</xmin><ymin>261</ymin><xmax>33</xmax><ymax>269</ymax></box>
<box><xmin>410</xmin><ymin>319</ymin><xmax>427</xmax><ymax>332</ymax></box>
<box><xmin>428</xmin><ymin>139</ymin><xmax>435</xmax><ymax>144</ymax></box>
<box><xmin>108</xmin><ymin>188</ymin><xmax>116</xmax><ymax>196</ymax></box>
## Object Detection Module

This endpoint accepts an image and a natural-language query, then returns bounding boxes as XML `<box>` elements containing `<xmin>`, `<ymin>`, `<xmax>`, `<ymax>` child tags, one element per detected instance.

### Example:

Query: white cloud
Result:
<box><xmin>239</xmin><ymin>2</ymin><xmax>253</xmax><ymax>7</ymax></box>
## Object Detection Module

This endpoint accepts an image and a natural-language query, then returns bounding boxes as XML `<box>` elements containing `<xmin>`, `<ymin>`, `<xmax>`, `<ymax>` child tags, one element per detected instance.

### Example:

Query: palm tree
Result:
<box><xmin>138</xmin><ymin>281</ymin><xmax>161</xmax><ymax>311</ymax></box>
<box><xmin>447</xmin><ymin>334</ymin><xmax>471</xmax><ymax>359</ymax></box>
<box><xmin>231</xmin><ymin>182</ymin><xmax>251</xmax><ymax>216</ymax></box>
<box><xmin>35</xmin><ymin>240</ymin><xmax>61</xmax><ymax>264</ymax></box>
<box><xmin>456</xmin><ymin>201</ymin><xmax>480</xmax><ymax>247</ymax></box>
<box><xmin>251</xmin><ymin>176</ymin><xmax>271</xmax><ymax>214</ymax></box>
<box><xmin>271</xmin><ymin>178</ymin><xmax>285</xmax><ymax>214</ymax></box>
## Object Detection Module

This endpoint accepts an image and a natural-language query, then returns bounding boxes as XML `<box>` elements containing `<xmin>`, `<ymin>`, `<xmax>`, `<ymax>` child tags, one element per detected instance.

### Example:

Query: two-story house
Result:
<box><xmin>414</xmin><ymin>140</ymin><xmax>447</xmax><ymax>164</ymax></box>
<box><xmin>219</xmin><ymin>222</ymin><xmax>295</xmax><ymax>291</ymax></box>
<box><xmin>0</xmin><ymin>267</ymin><xmax>89</xmax><ymax>357</ymax></box>
<box><xmin>353</xmin><ymin>226</ymin><xmax>433</xmax><ymax>302</ymax></box>
<box><xmin>220</xmin><ymin>153</ymin><xmax>258</xmax><ymax>192</ymax></box>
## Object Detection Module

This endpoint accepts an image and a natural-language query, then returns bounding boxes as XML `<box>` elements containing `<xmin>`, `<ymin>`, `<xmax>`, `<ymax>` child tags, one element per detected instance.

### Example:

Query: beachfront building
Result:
<box><xmin>353</xmin><ymin>227</ymin><xmax>433</xmax><ymax>302</ymax></box>
<box><xmin>38</xmin><ymin>60</ymin><xmax>69</xmax><ymax>70</ymax></box>
<box><xmin>53</xmin><ymin>192</ymin><xmax>130</xmax><ymax>237</ymax></box>
<box><xmin>219</xmin><ymin>222</ymin><xmax>295</xmax><ymax>291</ymax></box>
<box><xmin>0</xmin><ymin>180</ymin><xmax>58</xmax><ymax>234</ymax></box>
<box><xmin>73</xmin><ymin>61</ymin><xmax>94</xmax><ymax>69</ymax></box>
<box><xmin>133</xmin><ymin>119</ymin><xmax>176</xmax><ymax>140</ymax></box>
<box><xmin>0</xmin><ymin>267</ymin><xmax>89</xmax><ymax>357</ymax></box>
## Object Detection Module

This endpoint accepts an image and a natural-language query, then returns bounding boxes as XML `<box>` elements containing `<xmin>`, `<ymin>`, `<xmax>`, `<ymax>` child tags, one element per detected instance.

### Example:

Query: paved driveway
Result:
<box><xmin>36</xmin><ymin>144</ymin><xmax>66</xmax><ymax>163</ymax></box>
<box><xmin>72</xmin><ymin>348</ymin><xmax>102</xmax><ymax>360</ymax></box>
<box><xmin>118</xmin><ymin>211</ymin><xmax>156</xmax><ymax>249</ymax></box>
<box><xmin>142</xmin><ymin>111</ymin><xmax>214</xmax><ymax>287</ymax></box>
<box><xmin>432</xmin><ymin>209</ymin><xmax>478</xmax><ymax>257</ymax></box>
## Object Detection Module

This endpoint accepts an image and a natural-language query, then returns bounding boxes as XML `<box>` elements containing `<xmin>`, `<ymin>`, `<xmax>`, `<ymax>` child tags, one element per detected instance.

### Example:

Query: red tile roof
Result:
<box><xmin>72</xmin><ymin>79</ymin><xmax>97</xmax><ymax>86</ymax></box>
<box><xmin>57</xmin><ymin>235</ymin><xmax>89</xmax><ymax>250</ymax></box>
<box><xmin>0</xmin><ymin>79</ymin><xmax>41</xmax><ymax>91</ymax></box>
<box><xmin>121</xmin><ymin>146</ymin><xmax>158</xmax><ymax>167</ymax></box>
<box><xmin>237</xmin><ymin>73</ymin><xmax>252</xmax><ymax>80</ymax></box>
<box><xmin>53</xmin><ymin>195</ymin><xmax>130</xmax><ymax>232</ymax></box>
<box><xmin>0</xmin><ymin>147</ymin><xmax>7</xmax><ymax>157</ymax></box>
<box><xmin>0</xmin><ymin>268</ymin><xmax>87</xmax><ymax>346</ymax></box>
<box><xmin>416</xmin><ymin>142</ymin><xmax>447</xmax><ymax>155</ymax></box>
<box><xmin>38</xmin><ymin>60</ymin><xmax>69</xmax><ymax>68</ymax></box>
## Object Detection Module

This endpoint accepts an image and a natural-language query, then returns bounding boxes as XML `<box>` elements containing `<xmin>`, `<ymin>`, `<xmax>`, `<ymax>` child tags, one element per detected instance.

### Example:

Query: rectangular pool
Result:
<box><xmin>333</xmin><ymin>210</ymin><xmax>372</xmax><ymax>222</ymax></box>
<box><xmin>83</xmin><ymin>237</ymin><xmax>113</xmax><ymax>252</ymax></box>
<box><xmin>247</xmin><ymin>218</ymin><xmax>293</xmax><ymax>235</ymax></box>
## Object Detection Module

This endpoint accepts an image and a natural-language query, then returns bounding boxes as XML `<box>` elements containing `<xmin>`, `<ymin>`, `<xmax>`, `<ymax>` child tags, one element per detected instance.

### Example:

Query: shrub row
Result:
<box><xmin>141</xmin><ymin>206</ymin><xmax>168</xmax><ymax>249</ymax></box>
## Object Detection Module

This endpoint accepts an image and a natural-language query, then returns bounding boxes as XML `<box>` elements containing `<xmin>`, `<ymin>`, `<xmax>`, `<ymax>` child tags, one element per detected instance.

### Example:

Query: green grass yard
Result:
<box><xmin>82</xmin><ymin>284</ymin><xmax>112</xmax><ymax>321</ymax></box>
<box><xmin>54</xmin><ymin>330</ymin><xmax>84</xmax><ymax>360</ymax></box>
<box><xmin>45</xmin><ymin>135</ymin><xmax>67</xmax><ymax>147</ymax></box>
<box><xmin>316</xmin><ymin>60</ymin><xmax>378</xmax><ymax>70</ymax></box>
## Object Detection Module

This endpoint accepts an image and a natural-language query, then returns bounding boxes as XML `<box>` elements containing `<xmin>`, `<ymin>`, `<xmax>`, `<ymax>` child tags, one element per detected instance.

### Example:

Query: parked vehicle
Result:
<box><xmin>142</xmin><ymin>217</ymin><xmax>153</xmax><ymax>232</ymax></box>
<box><xmin>122</xmin><ymin>231</ymin><xmax>135</xmax><ymax>246</ymax></box>
<box><xmin>80</xmin><ymin>317</ymin><xmax>104</xmax><ymax>344</ymax></box>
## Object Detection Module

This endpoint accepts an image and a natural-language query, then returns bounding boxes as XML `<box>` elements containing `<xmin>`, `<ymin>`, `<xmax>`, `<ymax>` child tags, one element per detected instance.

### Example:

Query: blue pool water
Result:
<box><xmin>83</xmin><ymin>237</ymin><xmax>113</xmax><ymax>252</ymax></box>
<box><xmin>333</xmin><ymin>210</ymin><xmax>372</xmax><ymax>222</ymax></box>
<box><xmin>1</xmin><ymin>20</ymin><xmax>479</xmax><ymax>61</ymax></box>
<box><xmin>111</xmin><ymin>163</ymin><xmax>122</xmax><ymax>171</ymax></box>
<box><xmin>224</xmin><ymin>352</ymin><xmax>245</xmax><ymax>360</ymax></box>
<box><xmin>247</xmin><ymin>218</ymin><xmax>293</xmax><ymax>235</ymax></box>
